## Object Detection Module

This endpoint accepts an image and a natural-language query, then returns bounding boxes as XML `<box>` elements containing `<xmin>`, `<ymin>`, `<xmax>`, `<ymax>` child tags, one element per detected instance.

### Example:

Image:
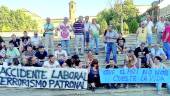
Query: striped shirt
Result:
<box><xmin>73</xmin><ymin>21</ymin><xmax>84</xmax><ymax>35</ymax></box>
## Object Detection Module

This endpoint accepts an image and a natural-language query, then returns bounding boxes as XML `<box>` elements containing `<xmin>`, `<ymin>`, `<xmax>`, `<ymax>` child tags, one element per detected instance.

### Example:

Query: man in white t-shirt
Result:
<box><xmin>146</xmin><ymin>16</ymin><xmax>154</xmax><ymax>46</ymax></box>
<box><xmin>43</xmin><ymin>55</ymin><xmax>60</xmax><ymax>68</ymax></box>
<box><xmin>31</xmin><ymin>32</ymin><xmax>42</xmax><ymax>50</ymax></box>
<box><xmin>57</xmin><ymin>17</ymin><xmax>72</xmax><ymax>55</ymax></box>
<box><xmin>54</xmin><ymin>44</ymin><xmax>68</xmax><ymax>66</ymax></box>
<box><xmin>90</xmin><ymin>18</ymin><xmax>100</xmax><ymax>55</ymax></box>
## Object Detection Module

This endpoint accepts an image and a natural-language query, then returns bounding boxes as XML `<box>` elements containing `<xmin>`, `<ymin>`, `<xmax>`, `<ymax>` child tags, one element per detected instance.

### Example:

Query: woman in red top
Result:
<box><xmin>162</xmin><ymin>21</ymin><xmax>170</xmax><ymax>60</ymax></box>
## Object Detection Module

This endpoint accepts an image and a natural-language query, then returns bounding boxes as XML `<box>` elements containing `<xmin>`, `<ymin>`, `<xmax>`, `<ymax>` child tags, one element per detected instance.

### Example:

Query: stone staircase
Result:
<box><xmin>2</xmin><ymin>34</ymin><xmax>170</xmax><ymax>67</ymax></box>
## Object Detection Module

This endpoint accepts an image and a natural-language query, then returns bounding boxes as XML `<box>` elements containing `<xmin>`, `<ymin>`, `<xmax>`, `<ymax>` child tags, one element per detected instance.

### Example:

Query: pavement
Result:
<box><xmin>0</xmin><ymin>86</ymin><xmax>170</xmax><ymax>96</ymax></box>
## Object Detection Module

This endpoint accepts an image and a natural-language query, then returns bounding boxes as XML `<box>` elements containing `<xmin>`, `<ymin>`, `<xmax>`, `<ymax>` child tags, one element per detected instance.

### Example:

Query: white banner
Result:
<box><xmin>0</xmin><ymin>66</ymin><xmax>88</xmax><ymax>89</ymax></box>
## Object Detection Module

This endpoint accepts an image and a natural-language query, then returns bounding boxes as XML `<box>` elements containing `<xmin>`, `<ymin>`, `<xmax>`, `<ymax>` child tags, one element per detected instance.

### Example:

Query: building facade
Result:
<box><xmin>142</xmin><ymin>0</ymin><xmax>170</xmax><ymax>23</ymax></box>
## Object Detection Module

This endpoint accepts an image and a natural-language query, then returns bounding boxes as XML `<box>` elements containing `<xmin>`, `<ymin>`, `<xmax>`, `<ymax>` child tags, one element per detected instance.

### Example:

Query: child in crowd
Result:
<box><xmin>124</xmin><ymin>50</ymin><xmax>139</xmax><ymax>88</ymax></box>
<box><xmin>117</xmin><ymin>33</ymin><xmax>127</xmax><ymax>54</ymax></box>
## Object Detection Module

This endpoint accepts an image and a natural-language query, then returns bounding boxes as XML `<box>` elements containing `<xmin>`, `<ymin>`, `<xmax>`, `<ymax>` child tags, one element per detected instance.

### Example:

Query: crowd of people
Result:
<box><xmin>0</xmin><ymin>15</ymin><xmax>170</xmax><ymax>94</ymax></box>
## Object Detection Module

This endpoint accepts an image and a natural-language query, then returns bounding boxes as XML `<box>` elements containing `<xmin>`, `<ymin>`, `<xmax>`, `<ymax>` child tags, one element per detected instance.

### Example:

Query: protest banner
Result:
<box><xmin>99</xmin><ymin>68</ymin><xmax>170</xmax><ymax>83</ymax></box>
<box><xmin>0</xmin><ymin>66</ymin><xmax>88</xmax><ymax>89</ymax></box>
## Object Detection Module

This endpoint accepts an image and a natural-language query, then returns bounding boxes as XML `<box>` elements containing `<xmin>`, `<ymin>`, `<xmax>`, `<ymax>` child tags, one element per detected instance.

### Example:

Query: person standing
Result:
<box><xmin>84</xmin><ymin>16</ymin><xmax>91</xmax><ymax>50</ymax></box>
<box><xmin>136</xmin><ymin>22</ymin><xmax>147</xmax><ymax>45</ymax></box>
<box><xmin>105</xmin><ymin>25</ymin><xmax>119</xmax><ymax>64</ymax></box>
<box><xmin>90</xmin><ymin>18</ymin><xmax>100</xmax><ymax>55</ymax></box>
<box><xmin>155</xmin><ymin>17</ymin><xmax>165</xmax><ymax>44</ymax></box>
<box><xmin>73</xmin><ymin>16</ymin><xmax>84</xmax><ymax>55</ymax></box>
<box><xmin>44</xmin><ymin>17</ymin><xmax>54</xmax><ymax>55</ymax></box>
<box><xmin>146</xmin><ymin>16</ymin><xmax>154</xmax><ymax>46</ymax></box>
<box><xmin>58</xmin><ymin>17</ymin><xmax>72</xmax><ymax>55</ymax></box>
<box><xmin>162</xmin><ymin>21</ymin><xmax>170</xmax><ymax>60</ymax></box>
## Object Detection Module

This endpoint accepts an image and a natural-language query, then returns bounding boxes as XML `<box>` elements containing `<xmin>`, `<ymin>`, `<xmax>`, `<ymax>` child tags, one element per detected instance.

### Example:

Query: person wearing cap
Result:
<box><xmin>150</xmin><ymin>44</ymin><xmax>167</xmax><ymax>61</ymax></box>
<box><xmin>136</xmin><ymin>22</ymin><xmax>147</xmax><ymax>46</ymax></box>
<box><xmin>146</xmin><ymin>16</ymin><xmax>154</xmax><ymax>46</ymax></box>
<box><xmin>162</xmin><ymin>21</ymin><xmax>170</xmax><ymax>60</ymax></box>
<box><xmin>155</xmin><ymin>17</ymin><xmax>165</xmax><ymax>44</ymax></box>
<box><xmin>57</xmin><ymin>17</ymin><xmax>72</xmax><ymax>55</ymax></box>
<box><xmin>44</xmin><ymin>17</ymin><xmax>54</xmax><ymax>55</ymax></box>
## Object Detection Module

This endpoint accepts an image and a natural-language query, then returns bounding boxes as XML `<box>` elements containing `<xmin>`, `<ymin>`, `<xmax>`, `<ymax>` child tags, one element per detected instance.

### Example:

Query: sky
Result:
<box><xmin>0</xmin><ymin>0</ymin><xmax>156</xmax><ymax>19</ymax></box>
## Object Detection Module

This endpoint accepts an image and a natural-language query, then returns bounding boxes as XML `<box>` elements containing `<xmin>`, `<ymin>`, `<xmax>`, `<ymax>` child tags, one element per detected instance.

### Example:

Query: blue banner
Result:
<box><xmin>99</xmin><ymin>68</ymin><xmax>170</xmax><ymax>83</ymax></box>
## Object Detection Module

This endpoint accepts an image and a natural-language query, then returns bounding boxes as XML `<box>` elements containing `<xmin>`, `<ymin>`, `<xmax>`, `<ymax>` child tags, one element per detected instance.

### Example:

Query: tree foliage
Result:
<box><xmin>97</xmin><ymin>0</ymin><xmax>139</xmax><ymax>34</ymax></box>
<box><xmin>98</xmin><ymin>19</ymin><xmax>108</xmax><ymax>35</ymax></box>
<box><xmin>0</xmin><ymin>6</ymin><xmax>38</xmax><ymax>32</ymax></box>
<box><xmin>128</xmin><ymin>19</ymin><xmax>138</xmax><ymax>33</ymax></box>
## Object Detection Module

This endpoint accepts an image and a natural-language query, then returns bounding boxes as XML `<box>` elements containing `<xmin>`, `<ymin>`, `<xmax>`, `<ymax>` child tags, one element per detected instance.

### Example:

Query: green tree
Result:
<box><xmin>128</xmin><ymin>19</ymin><xmax>138</xmax><ymax>33</ymax></box>
<box><xmin>0</xmin><ymin>6</ymin><xmax>11</xmax><ymax>31</ymax></box>
<box><xmin>123</xmin><ymin>0</ymin><xmax>138</xmax><ymax>20</ymax></box>
<box><xmin>0</xmin><ymin>6</ymin><xmax>38</xmax><ymax>32</ymax></box>
<box><xmin>98</xmin><ymin>19</ymin><xmax>108</xmax><ymax>35</ymax></box>
<box><xmin>96</xmin><ymin>0</ymin><xmax>139</xmax><ymax>34</ymax></box>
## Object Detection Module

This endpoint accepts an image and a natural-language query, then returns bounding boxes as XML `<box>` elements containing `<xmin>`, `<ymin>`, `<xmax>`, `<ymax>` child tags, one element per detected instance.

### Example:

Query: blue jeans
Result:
<box><xmin>163</xmin><ymin>42</ymin><xmax>170</xmax><ymax>60</ymax></box>
<box><xmin>90</xmin><ymin>36</ymin><xmax>99</xmax><ymax>53</ymax></box>
<box><xmin>106</xmin><ymin>42</ymin><xmax>117</xmax><ymax>64</ymax></box>
<box><xmin>61</xmin><ymin>40</ymin><xmax>70</xmax><ymax>55</ymax></box>
<box><xmin>147</xmin><ymin>34</ymin><xmax>152</xmax><ymax>45</ymax></box>
<box><xmin>156</xmin><ymin>83</ymin><xmax>170</xmax><ymax>91</ymax></box>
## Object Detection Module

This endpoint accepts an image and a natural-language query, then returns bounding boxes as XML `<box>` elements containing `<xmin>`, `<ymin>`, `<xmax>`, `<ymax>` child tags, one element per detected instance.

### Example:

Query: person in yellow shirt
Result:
<box><xmin>136</xmin><ymin>22</ymin><xmax>147</xmax><ymax>46</ymax></box>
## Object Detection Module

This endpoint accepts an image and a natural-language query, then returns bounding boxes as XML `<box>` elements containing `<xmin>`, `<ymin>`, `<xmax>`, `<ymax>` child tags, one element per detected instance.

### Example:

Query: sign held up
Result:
<box><xmin>99</xmin><ymin>68</ymin><xmax>170</xmax><ymax>83</ymax></box>
<box><xmin>0</xmin><ymin>66</ymin><xmax>88</xmax><ymax>89</ymax></box>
